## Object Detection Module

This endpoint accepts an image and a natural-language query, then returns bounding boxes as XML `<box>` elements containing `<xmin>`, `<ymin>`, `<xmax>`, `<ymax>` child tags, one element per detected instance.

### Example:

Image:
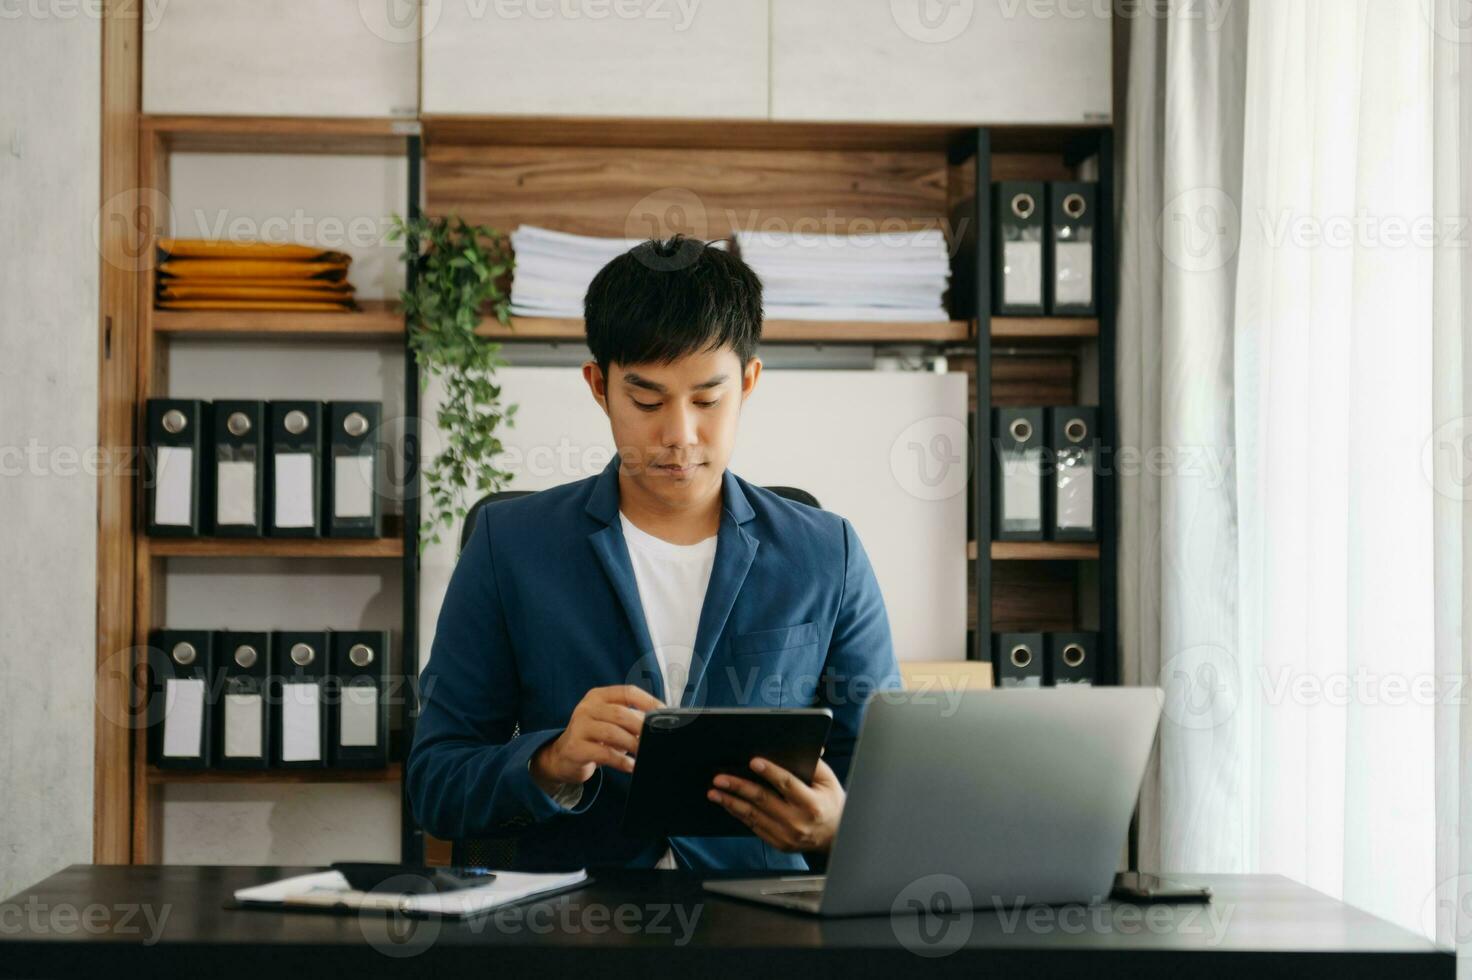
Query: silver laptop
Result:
<box><xmin>702</xmin><ymin>687</ymin><xmax>1162</xmax><ymax>916</ymax></box>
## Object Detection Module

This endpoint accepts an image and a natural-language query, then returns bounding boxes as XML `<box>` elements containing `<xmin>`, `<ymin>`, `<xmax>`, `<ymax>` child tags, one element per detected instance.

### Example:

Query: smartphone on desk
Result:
<box><xmin>331</xmin><ymin>863</ymin><xmax>497</xmax><ymax>895</ymax></box>
<box><xmin>1112</xmin><ymin>872</ymin><xmax>1212</xmax><ymax>903</ymax></box>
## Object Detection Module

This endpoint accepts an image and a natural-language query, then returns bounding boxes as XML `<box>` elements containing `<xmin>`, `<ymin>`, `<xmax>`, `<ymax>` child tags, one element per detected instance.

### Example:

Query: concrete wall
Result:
<box><xmin>0</xmin><ymin>14</ymin><xmax>101</xmax><ymax>898</ymax></box>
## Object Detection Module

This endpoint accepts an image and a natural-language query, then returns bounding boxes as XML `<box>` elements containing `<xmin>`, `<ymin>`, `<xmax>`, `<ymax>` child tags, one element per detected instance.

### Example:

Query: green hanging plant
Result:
<box><xmin>389</xmin><ymin>214</ymin><xmax>518</xmax><ymax>552</ymax></box>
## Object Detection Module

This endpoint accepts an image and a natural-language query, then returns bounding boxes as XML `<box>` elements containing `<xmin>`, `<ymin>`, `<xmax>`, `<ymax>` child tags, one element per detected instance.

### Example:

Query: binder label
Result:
<box><xmin>1001</xmin><ymin>448</ymin><xmax>1044</xmax><ymax>524</ymax></box>
<box><xmin>334</xmin><ymin>455</ymin><xmax>376</xmax><ymax>520</ymax></box>
<box><xmin>1002</xmin><ymin>241</ymin><xmax>1043</xmax><ymax>307</ymax></box>
<box><xmin>216</xmin><ymin>460</ymin><xmax>258</xmax><ymax>526</ymax></box>
<box><xmin>340</xmin><ymin>682</ymin><xmax>379</xmax><ymax>747</ymax></box>
<box><xmin>1056</xmin><ymin>450</ymin><xmax>1095</xmax><ymax>529</ymax></box>
<box><xmin>224</xmin><ymin>692</ymin><xmax>264</xmax><ymax>758</ymax></box>
<box><xmin>281</xmin><ymin>681</ymin><xmax>322</xmax><ymax>762</ymax></box>
<box><xmin>1054</xmin><ymin>242</ymin><xmax>1094</xmax><ymax>306</ymax></box>
<box><xmin>153</xmin><ymin>446</ymin><xmax>194</xmax><ymax>526</ymax></box>
<box><xmin>161</xmin><ymin>677</ymin><xmax>205</xmax><ymax>758</ymax></box>
<box><xmin>273</xmin><ymin>453</ymin><xmax>316</xmax><ymax>529</ymax></box>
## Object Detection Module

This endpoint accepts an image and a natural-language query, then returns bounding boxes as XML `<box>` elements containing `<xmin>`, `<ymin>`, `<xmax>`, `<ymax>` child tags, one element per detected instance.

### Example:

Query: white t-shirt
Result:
<box><xmin>536</xmin><ymin>511</ymin><xmax>718</xmax><ymax>870</ymax></box>
<box><xmin>620</xmin><ymin>511</ymin><xmax>717</xmax><ymax>869</ymax></box>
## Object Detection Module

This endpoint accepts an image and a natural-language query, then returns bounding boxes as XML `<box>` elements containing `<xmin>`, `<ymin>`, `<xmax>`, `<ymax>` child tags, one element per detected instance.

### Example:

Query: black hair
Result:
<box><xmin>583</xmin><ymin>234</ymin><xmax>762</xmax><ymax>378</ymax></box>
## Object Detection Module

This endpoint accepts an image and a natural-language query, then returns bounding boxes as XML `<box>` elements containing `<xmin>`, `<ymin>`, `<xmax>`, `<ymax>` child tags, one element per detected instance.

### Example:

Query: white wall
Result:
<box><xmin>0</xmin><ymin>15</ymin><xmax>100</xmax><ymax>898</ymax></box>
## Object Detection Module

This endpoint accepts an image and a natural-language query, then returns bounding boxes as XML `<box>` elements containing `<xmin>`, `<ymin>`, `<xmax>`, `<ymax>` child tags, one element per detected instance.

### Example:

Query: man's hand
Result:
<box><xmin>531</xmin><ymin>685</ymin><xmax>664</xmax><ymax>796</ymax></box>
<box><xmin>707</xmin><ymin>756</ymin><xmax>845</xmax><ymax>853</ymax></box>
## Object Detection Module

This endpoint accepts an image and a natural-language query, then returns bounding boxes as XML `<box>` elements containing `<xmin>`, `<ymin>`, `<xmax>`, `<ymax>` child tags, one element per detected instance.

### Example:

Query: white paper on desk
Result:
<box><xmin>333</xmin><ymin>455</ymin><xmax>375</xmax><ymax>519</ymax></box>
<box><xmin>216</xmin><ymin>460</ymin><xmax>257</xmax><ymax>526</ymax></box>
<box><xmin>161</xmin><ymin>677</ymin><xmax>205</xmax><ymax>758</ymax></box>
<box><xmin>224</xmin><ymin>692</ymin><xmax>263</xmax><ymax>758</ymax></box>
<box><xmin>273</xmin><ymin>452</ymin><xmax>315</xmax><ymax>528</ymax></box>
<box><xmin>233</xmin><ymin>868</ymin><xmax>590</xmax><ymax>918</ymax></box>
<box><xmin>281</xmin><ymin>681</ymin><xmax>322</xmax><ymax>762</ymax></box>
<box><xmin>153</xmin><ymin>446</ymin><xmax>193</xmax><ymax>526</ymax></box>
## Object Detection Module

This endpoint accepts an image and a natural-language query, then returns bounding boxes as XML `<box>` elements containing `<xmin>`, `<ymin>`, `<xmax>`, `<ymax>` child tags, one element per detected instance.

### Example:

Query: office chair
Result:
<box><xmin>449</xmin><ymin>482</ymin><xmax>822</xmax><ymax>870</ymax></box>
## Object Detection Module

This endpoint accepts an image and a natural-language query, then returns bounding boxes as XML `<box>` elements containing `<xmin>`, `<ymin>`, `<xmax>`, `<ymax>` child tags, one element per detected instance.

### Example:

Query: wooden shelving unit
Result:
<box><xmin>145</xmin><ymin>537</ymin><xmax>405</xmax><ymax>559</ymax></box>
<box><xmin>989</xmin><ymin>317</ymin><xmax>1099</xmax><ymax>343</ymax></box>
<box><xmin>147</xmin><ymin>764</ymin><xmax>403</xmax><ymax>785</ymax></box>
<box><xmin>477</xmin><ymin>316</ymin><xmax>974</xmax><ymax>345</ymax></box>
<box><xmin>152</xmin><ymin>299</ymin><xmax>404</xmax><ymax>341</ymax></box>
<box><xmin>109</xmin><ymin>114</ymin><xmax>425</xmax><ymax>866</ymax></box>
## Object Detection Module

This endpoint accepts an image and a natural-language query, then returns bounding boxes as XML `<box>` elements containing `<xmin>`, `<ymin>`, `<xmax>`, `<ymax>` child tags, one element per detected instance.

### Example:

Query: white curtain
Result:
<box><xmin>1119</xmin><ymin>0</ymin><xmax>1472</xmax><ymax>945</ymax></box>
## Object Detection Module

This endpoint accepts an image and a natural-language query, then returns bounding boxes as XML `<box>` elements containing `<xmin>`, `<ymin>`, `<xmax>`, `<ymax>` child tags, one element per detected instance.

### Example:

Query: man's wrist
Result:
<box><xmin>529</xmin><ymin>737</ymin><xmax>564</xmax><ymax>796</ymax></box>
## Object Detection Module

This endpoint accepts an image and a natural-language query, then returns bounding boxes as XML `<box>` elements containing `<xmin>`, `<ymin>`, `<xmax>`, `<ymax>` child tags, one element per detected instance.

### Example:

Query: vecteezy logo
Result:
<box><xmin>890</xmin><ymin>416</ymin><xmax>969</xmax><ymax>501</ymax></box>
<box><xmin>358</xmin><ymin>0</ymin><xmax>442</xmax><ymax>44</ymax></box>
<box><xmin>356</xmin><ymin>874</ymin><xmax>441</xmax><ymax>957</ymax></box>
<box><xmin>1422</xmin><ymin>416</ymin><xmax>1472</xmax><ymax>502</ymax></box>
<box><xmin>624</xmin><ymin>188</ymin><xmax>711</xmax><ymax>270</ymax></box>
<box><xmin>890</xmin><ymin>873</ymin><xmax>974</xmax><ymax>956</ymax></box>
<box><xmin>1422</xmin><ymin>0</ymin><xmax>1472</xmax><ymax>44</ymax></box>
<box><xmin>94</xmin><ymin>187</ymin><xmax>175</xmax><ymax>273</ymax></box>
<box><xmin>891</xmin><ymin>0</ymin><xmax>974</xmax><ymax>43</ymax></box>
<box><xmin>1160</xmin><ymin>643</ymin><xmax>1240</xmax><ymax>731</ymax></box>
<box><xmin>1156</xmin><ymin>186</ymin><xmax>1241</xmax><ymax>273</ymax></box>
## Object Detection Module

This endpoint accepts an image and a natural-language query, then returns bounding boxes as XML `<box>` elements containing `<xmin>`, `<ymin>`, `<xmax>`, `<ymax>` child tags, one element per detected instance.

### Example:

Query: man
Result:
<box><xmin>407</xmin><ymin>235</ymin><xmax>900</xmax><ymax>872</ymax></box>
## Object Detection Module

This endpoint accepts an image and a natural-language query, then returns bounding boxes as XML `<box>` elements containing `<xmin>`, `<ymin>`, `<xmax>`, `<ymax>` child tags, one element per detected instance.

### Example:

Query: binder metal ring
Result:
<box><xmin>1063</xmin><ymin>193</ymin><xmax>1088</xmax><ymax>219</ymax></box>
<box><xmin>1010</xmin><ymin>193</ymin><xmax>1036</xmax><ymax>220</ymax></box>
<box><xmin>171</xmin><ymin>641</ymin><xmax>197</xmax><ymax>666</ymax></box>
<box><xmin>1062</xmin><ymin>643</ymin><xmax>1087</xmax><ymax>668</ymax></box>
<box><xmin>1009</xmin><ymin>645</ymin><xmax>1033</xmax><ymax>669</ymax></box>
<box><xmin>283</xmin><ymin>410</ymin><xmax>310</xmax><ymax>436</ymax></box>
<box><xmin>161</xmin><ymin>409</ymin><xmax>188</xmax><ymax>434</ymax></box>
<box><xmin>290</xmin><ymin>642</ymin><xmax>316</xmax><ymax>667</ymax></box>
<box><xmin>1009</xmin><ymin>418</ymin><xmax>1033</xmax><ymax>442</ymax></box>
<box><xmin>1064</xmin><ymin>418</ymin><xmax>1088</xmax><ymax>443</ymax></box>
<box><xmin>348</xmin><ymin>643</ymin><xmax>375</xmax><ymax>667</ymax></box>
<box><xmin>227</xmin><ymin>412</ymin><xmax>252</xmax><ymax>437</ymax></box>
<box><xmin>234</xmin><ymin>645</ymin><xmax>258</xmax><ymax>669</ymax></box>
<box><xmin>343</xmin><ymin>412</ymin><xmax>370</xmax><ymax>438</ymax></box>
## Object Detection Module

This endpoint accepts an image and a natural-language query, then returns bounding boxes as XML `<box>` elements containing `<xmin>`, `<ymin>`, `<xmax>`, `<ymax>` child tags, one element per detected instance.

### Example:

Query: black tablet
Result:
<box><xmin>621</xmin><ymin>707</ymin><xmax>834</xmax><ymax>838</ymax></box>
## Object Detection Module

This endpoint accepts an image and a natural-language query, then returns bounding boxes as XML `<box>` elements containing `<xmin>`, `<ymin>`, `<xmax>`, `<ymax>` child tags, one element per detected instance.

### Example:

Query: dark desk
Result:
<box><xmin>0</xmin><ymin>865</ymin><xmax>1452</xmax><ymax>980</ymax></box>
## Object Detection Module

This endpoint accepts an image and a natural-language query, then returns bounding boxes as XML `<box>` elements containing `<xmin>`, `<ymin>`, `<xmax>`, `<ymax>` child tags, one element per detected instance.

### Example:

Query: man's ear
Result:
<box><xmin>583</xmin><ymin>360</ymin><xmax>610</xmax><ymax>416</ymax></box>
<box><xmin>740</xmin><ymin>356</ymin><xmax>763</xmax><ymax>402</ymax></box>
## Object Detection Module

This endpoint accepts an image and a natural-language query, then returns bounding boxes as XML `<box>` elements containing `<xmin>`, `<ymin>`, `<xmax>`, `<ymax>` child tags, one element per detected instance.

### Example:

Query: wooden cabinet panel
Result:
<box><xmin>771</xmin><ymin>0</ymin><xmax>1111</xmax><ymax>124</ymax></box>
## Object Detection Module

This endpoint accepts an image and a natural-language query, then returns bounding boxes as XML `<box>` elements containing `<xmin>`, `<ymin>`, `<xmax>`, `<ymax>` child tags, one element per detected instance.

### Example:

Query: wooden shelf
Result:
<box><xmin>423</xmin><ymin>114</ymin><xmax>1107</xmax><ymax>154</ymax></box>
<box><xmin>141</xmin><ymin>114</ymin><xmax>419</xmax><ymax>155</ymax></box>
<box><xmin>989</xmin><ymin>317</ymin><xmax>1099</xmax><ymax>343</ymax></box>
<box><xmin>147</xmin><ymin>537</ymin><xmax>403</xmax><ymax>559</ymax></box>
<box><xmin>987</xmin><ymin>541</ymin><xmax>1101</xmax><ymax>561</ymax></box>
<box><xmin>477</xmin><ymin>316</ymin><xmax>972</xmax><ymax>345</ymax></box>
<box><xmin>148</xmin><ymin>763</ymin><xmax>402</xmax><ymax>785</ymax></box>
<box><xmin>152</xmin><ymin>299</ymin><xmax>403</xmax><ymax>341</ymax></box>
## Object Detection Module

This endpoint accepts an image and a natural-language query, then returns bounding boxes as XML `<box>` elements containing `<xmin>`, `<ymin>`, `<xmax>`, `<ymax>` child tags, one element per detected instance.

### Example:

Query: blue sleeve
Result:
<box><xmin>818</xmin><ymin>518</ymin><xmax>901</xmax><ymax>787</ymax></box>
<box><xmin>406</xmin><ymin>513</ymin><xmax>601</xmax><ymax>841</ymax></box>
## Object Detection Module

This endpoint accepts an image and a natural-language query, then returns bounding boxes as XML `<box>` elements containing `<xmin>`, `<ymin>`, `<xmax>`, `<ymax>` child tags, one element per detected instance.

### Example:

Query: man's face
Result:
<box><xmin>584</xmin><ymin>345</ymin><xmax>761</xmax><ymax>509</ymax></box>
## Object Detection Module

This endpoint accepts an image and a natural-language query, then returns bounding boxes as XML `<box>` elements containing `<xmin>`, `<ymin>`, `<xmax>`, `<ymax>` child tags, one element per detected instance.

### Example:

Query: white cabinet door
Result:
<box><xmin>423</xmin><ymin>0</ymin><xmax>767</xmax><ymax>118</ymax></box>
<box><xmin>772</xmin><ymin>0</ymin><xmax>1111</xmax><ymax>124</ymax></box>
<box><xmin>144</xmin><ymin>0</ymin><xmax>419</xmax><ymax>117</ymax></box>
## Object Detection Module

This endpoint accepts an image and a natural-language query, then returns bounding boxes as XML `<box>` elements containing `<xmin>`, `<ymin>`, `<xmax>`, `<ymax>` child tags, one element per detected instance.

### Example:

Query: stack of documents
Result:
<box><xmin>510</xmin><ymin>225</ymin><xmax>730</xmax><ymax>318</ymax></box>
<box><xmin>510</xmin><ymin>225</ymin><xmax>652</xmax><ymax>318</ymax></box>
<box><xmin>233</xmin><ymin>868</ymin><xmax>589</xmax><ymax>919</ymax></box>
<box><xmin>734</xmin><ymin>228</ymin><xmax>951</xmax><ymax>322</ymax></box>
<box><xmin>155</xmin><ymin>239</ymin><xmax>356</xmax><ymax>312</ymax></box>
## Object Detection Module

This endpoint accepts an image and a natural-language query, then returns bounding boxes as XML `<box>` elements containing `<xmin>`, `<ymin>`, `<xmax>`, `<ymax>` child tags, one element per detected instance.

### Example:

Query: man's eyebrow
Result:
<box><xmin>621</xmin><ymin>373</ymin><xmax>729</xmax><ymax>394</ymax></box>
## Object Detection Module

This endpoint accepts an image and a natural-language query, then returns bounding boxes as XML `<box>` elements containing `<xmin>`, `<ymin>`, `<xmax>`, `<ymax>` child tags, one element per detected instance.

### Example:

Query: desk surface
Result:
<box><xmin>0</xmin><ymin>865</ymin><xmax>1452</xmax><ymax>980</ymax></box>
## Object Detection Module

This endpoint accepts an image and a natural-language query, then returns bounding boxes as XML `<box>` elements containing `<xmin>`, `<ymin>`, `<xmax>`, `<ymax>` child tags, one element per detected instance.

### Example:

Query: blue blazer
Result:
<box><xmin>407</xmin><ymin>454</ymin><xmax>900</xmax><ymax>872</ymax></box>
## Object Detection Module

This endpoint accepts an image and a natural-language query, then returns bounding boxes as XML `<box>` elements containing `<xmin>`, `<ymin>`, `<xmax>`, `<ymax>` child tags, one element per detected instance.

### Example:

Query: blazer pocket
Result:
<box><xmin>732</xmin><ymin>621</ymin><xmax>819</xmax><ymax>659</ymax></box>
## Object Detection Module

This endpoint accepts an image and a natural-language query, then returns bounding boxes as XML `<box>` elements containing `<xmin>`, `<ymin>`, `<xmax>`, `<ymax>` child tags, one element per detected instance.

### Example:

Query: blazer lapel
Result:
<box><xmin>583</xmin><ymin>457</ymin><xmax>761</xmax><ymax>709</ymax></box>
<box><xmin>682</xmin><ymin>469</ymin><xmax>759</xmax><ymax>707</ymax></box>
<box><xmin>585</xmin><ymin>456</ymin><xmax>665</xmax><ymax>703</ymax></box>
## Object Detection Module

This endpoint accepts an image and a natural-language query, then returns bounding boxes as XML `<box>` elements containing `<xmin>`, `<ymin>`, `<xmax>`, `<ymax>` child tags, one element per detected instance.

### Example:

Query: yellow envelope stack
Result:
<box><xmin>155</xmin><ymin>240</ymin><xmax>357</xmax><ymax>312</ymax></box>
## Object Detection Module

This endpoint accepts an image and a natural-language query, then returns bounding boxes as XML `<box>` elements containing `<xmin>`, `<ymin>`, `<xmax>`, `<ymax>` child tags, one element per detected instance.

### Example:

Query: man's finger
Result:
<box><xmin>591</xmin><ymin>701</ymin><xmax>648</xmax><ymax>737</ymax></box>
<box><xmin>713</xmin><ymin>773</ymin><xmax>792</xmax><ymax>819</ymax></box>
<box><xmin>608</xmin><ymin>684</ymin><xmax>665</xmax><ymax>712</ymax></box>
<box><xmin>582</xmin><ymin>719</ymin><xmax>638</xmax><ymax>755</ymax></box>
<box><xmin>749</xmin><ymin>757</ymin><xmax>821</xmax><ymax>815</ymax></box>
<box><xmin>709</xmin><ymin>789</ymin><xmax>795</xmax><ymax>850</ymax></box>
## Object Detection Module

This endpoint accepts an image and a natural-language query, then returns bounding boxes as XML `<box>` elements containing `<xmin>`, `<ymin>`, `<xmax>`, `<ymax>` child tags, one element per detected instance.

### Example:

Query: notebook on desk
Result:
<box><xmin>230</xmin><ymin>868</ymin><xmax>589</xmax><ymax>919</ymax></box>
